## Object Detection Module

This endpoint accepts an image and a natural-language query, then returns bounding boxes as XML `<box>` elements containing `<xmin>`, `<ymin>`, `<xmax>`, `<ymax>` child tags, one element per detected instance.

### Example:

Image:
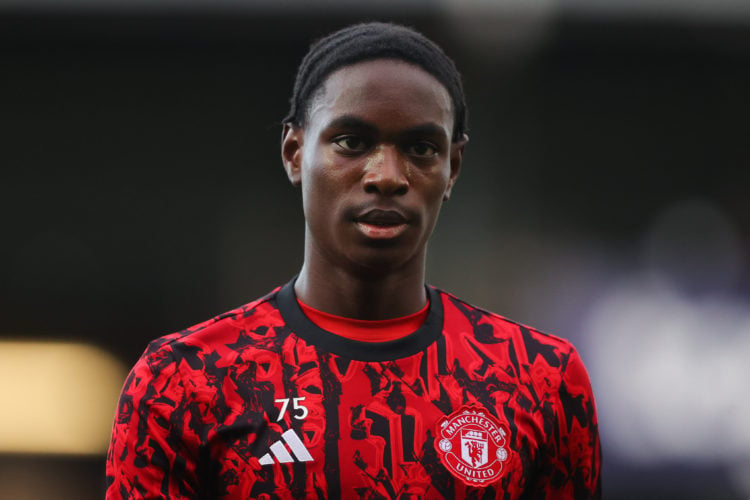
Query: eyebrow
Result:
<box><xmin>324</xmin><ymin>115</ymin><xmax>448</xmax><ymax>139</ymax></box>
<box><xmin>401</xmin><ymin>123</ymin><xmax>449</xmax><ymax>139</ymax></box>
<box><xmin>325</xmin><ymin>115</ymin><xmax>377</xmax><ymax>134</ymax></box>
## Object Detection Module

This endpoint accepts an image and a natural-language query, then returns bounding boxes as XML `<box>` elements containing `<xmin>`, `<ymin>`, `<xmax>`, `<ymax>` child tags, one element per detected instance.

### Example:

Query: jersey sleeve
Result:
<box><xmin>105</xmin><ymin>343</ymin><xmax>201</xmax><ymax>499</ymax></box>
<box><xmin>539</xmin><ymin>346</ymin><xmax>602</xmax><ymax>498</ymax></box>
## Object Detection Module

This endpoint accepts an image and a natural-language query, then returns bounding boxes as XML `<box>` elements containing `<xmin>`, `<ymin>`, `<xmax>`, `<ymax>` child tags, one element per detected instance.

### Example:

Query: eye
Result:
<box><xmin>406</xmin><ymin>142</ymin><xmax>438</xmax><ymax>158</ymax></box>
<box><xmin>333</xmin><ymin>136</ymin><xmax>368</xmax><ymax>153</ymax></box>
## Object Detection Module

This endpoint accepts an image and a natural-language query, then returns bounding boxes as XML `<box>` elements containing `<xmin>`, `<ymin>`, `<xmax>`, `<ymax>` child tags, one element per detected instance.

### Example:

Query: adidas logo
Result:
<box><xmin>258</xmin><ymin>429</ymin><xmax>314</xmax><ymax>465</ymax></box>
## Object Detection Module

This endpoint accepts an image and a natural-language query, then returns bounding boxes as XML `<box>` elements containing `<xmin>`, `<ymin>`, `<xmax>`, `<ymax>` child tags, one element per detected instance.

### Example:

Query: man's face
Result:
<box><xmin>282</xmin><ymin>59</ymin><xmax>465</xmax><ymax>274</ymax></box>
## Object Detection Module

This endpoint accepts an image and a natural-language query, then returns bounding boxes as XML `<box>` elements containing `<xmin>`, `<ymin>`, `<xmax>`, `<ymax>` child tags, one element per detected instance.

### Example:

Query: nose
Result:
<box><xmin>362</xmin><ymin>146</ymin><xmax>409</xmax><ymax>196</ymax></box>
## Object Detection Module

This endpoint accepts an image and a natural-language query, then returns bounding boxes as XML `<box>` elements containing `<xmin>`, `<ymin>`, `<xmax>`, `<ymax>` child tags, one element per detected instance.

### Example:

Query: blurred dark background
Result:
<box><xmin>1</xmin><ymin>2</ymin><xmax>749</xmax><ymax>499</ymax></box>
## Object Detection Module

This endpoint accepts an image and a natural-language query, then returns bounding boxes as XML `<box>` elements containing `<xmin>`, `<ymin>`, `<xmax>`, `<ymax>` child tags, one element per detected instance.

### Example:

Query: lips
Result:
<box><xmin>354</xmin><ymin>209</ymin><xmax>409</xmax><ymax>239</ymax></box>
<box><xmin>355</xmin><ymin>209</ymin><xmax>407</xmax><ymax>226</ymax></box>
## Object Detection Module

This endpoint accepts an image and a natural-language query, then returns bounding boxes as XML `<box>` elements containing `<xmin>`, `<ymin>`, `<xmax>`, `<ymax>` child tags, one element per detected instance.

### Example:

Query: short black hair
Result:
<box><xmin>283</xmin><ymin>22</ymin><xmax>468</xmax><ymax>142</ymax></box>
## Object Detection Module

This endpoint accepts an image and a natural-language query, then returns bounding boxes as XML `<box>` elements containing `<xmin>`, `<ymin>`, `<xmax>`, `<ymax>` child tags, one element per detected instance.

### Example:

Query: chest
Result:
<box><xmin>200</xmin><ymin>343</ymin><xmax>548</xmax><ymax>499</ymax></box>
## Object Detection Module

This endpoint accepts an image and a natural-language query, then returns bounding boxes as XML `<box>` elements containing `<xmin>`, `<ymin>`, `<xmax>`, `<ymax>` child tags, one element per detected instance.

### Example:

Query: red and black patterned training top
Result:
<box><xmin>106</xmin><ymin>281</ymin><xmax>601</xmax><ymax>499</ymax></box>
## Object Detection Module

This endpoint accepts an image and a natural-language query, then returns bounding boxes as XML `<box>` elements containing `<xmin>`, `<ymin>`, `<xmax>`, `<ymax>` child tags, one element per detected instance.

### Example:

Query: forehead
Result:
<box><xmin>307</xmin><ymin>59</ymin><xmax>454</xmax><ymax>134</ymax></box>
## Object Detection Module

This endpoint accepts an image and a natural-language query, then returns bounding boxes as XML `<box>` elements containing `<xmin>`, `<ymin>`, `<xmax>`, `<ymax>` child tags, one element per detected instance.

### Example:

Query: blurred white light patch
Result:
<box><xmin>584</xmin><ymin>281</ymin><xmax>750</xmax><ymax>463</ymax></box>
<box><xmin>0</xmin><ymin>341</ymin><xmax>127</xmax><ymax>455</ymax></box>
<box><xmin>582</xmin><ymin>199</ymin><xmax>750</xmax><ymax>466</ymax></box>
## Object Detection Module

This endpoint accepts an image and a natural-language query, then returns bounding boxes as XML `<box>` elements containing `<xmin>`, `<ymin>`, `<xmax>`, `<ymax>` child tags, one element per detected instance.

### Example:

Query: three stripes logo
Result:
<box><xmin>258</xmin><ymin>429</ymin><xmax>314</xmax><ymax>465</ymax></box>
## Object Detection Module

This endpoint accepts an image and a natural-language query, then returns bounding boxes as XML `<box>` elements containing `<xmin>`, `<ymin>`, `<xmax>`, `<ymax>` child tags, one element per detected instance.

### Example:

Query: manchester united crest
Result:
<box><xmin>434</xmin><ymin>405</ymin><xmax>510</xmax><ymax>486</ymax></box>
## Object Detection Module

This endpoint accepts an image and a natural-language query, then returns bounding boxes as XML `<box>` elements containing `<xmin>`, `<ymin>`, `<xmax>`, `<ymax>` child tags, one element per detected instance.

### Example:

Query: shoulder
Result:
<box><xmin>433</xmin><ymin>286</ymin><xmax>580</xmax><ymax>371</ymax></box>
<box><xmin>133</xmin><ymin>286</ymin><xmax>286</xmax><ymax>376</ymax></box>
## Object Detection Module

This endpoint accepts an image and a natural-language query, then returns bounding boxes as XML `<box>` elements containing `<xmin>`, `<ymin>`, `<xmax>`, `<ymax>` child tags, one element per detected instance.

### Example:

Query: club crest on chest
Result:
<box><xmin>434</xmin><ymin>405</ymin><xmax>510</xmax><ymax>486</ymax></box>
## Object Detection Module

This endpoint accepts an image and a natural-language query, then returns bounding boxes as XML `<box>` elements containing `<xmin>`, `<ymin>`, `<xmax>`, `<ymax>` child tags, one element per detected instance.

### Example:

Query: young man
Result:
<box><xmin>106</xmin><ymin>22</ymin><xmax>601</xmax><ymax>499</ymax></box>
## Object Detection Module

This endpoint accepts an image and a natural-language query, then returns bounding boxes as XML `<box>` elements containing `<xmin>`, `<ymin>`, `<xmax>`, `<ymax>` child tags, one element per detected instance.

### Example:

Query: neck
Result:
<box><xmin>294</xmin><ymin>246</ymin><xmax>427</xmax><ymax>320</ymax></box>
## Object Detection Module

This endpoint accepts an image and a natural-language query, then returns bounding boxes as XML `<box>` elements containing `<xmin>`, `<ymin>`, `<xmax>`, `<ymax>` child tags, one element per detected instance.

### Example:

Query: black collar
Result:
<box><xmin>276</xmin><ymin>279</ymin><xmax>444</xmax><ymax>362</ymax></box>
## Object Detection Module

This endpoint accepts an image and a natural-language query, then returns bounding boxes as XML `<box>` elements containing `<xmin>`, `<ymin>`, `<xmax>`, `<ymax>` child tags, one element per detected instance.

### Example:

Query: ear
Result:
<box><xmin>444</xmin><ymin>133</ymin><xmax>468</xmax><ymax>201</ymax></box>
<box><xmin>281</xmin><ymin>123</ymin><xmax>304</xmax><ymax>186</ymax></box>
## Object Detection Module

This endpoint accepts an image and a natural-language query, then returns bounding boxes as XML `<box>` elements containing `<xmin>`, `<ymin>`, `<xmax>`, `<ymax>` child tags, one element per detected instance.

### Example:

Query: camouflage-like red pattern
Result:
<box><xmin>106</xmin><ymin>285</ymin><xmax>601</xmax><ymax>499</ymax></box>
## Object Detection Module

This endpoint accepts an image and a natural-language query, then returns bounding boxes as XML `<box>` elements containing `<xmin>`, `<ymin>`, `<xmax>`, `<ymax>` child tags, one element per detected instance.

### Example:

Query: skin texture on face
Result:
<box><xmin>282</xmin><ymin>59</ymin><xmax>467</xmax><ymax>318</ymax></box>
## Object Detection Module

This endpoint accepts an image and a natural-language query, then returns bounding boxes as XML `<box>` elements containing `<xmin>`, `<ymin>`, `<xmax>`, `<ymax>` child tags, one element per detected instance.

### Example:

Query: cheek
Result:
<box><xmin>420</xmin><ymin>168</ymin><xmax>452</xmax><ymax>203</ymax></box>
<box><xmin>418</xmin><ymin>172</ymin><xmax>452</xmax><ymax>228</ymax></box>
<box><xmin>301</xmin><ymin>153</ymin><xmax>346</xmax><ymax>219</ymax></box>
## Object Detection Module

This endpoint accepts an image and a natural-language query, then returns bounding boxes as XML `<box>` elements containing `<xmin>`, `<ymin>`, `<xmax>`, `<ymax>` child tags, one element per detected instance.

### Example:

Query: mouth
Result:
<box><xmin>354</xmin><ymin>209</ymin><xmax>409</xmax><ymax>239</ymax></box>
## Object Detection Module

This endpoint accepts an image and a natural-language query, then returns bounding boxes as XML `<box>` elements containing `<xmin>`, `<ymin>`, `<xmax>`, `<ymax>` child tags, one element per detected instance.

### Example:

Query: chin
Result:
<box><xmin>344</xmin><ymin>247</ymin><xmax>421</xmax><ymax>275</ymax></box>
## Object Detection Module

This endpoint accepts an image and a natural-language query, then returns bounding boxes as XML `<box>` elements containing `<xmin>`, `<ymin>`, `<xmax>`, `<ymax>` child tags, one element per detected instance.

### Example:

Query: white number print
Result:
<box><xmin>274</xmin><ymin>397</ymin><xmax>309</xmax><ymax>421</ymax></box>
